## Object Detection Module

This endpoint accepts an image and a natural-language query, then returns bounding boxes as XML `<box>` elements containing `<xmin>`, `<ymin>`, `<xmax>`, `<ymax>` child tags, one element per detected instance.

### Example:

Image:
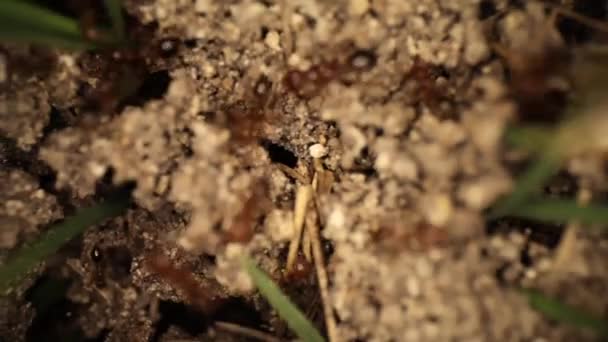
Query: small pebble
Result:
<box><xmin>309</xmin><ymin>143</ymin><xmax>328</xmax><ymax>158</ymax></box>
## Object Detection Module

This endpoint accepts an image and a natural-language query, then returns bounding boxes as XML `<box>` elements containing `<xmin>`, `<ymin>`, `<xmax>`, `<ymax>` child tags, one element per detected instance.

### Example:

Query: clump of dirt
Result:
<box><xmin>1</xmin><ymin>0</ymin><xmax>608</xmax><ymax>341</ymax></box>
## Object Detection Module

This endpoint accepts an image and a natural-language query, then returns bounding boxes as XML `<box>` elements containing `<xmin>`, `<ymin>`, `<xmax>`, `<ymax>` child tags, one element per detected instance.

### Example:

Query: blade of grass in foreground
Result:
<box><xmin>508</xmin><ymin>199</ymin><xmax>608</xmax><ymax>225</ymax></box>
<box><xmin>522</xmin><ymin>288</ymin><xmax>608</xmax><ymax>336</ymax></box>
<box><xmin>242</xmin><ymin>257</ymin><xmax>325</xmax><ymax>342</ymax></box>
<box><xmin>103</xmin><ymin>0</ymin><xmax>126</xmax><ymax>42</ymax></box>
<box><xmin>0</xmin><ymin>1</ymin><xmax>83</xmax><ymax>38</ymax></box>
<box><xmin>0</xmin><ymin>192</ymin><xmax>130</xmax><ymax>294</ymax></box>
<box><xmin>504</xmin><ymin>125</ymin><xmax>553</xmax><ymax>153</ymax></box>
<box><xmin>489</xmin><ymin>153</ymin><xmax>561</xmax><ymax>219</ymax></box>
<box><xmin>0</xmin><ymin>29</ymin><xmax>95</xmax><ymax>50</ymax></box>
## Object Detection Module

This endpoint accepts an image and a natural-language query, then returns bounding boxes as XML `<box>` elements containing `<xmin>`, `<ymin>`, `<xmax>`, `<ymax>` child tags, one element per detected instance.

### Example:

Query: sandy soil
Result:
<box><xmin>1</xmin><ymin>0</ymin><xmax>608</xmax><ymax>341</ymax></box>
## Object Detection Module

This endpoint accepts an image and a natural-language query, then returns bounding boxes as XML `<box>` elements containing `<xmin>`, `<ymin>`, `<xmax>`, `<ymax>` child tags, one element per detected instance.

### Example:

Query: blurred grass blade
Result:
<box><xmin>489</xmin><ymin>153</ymin><xmax>561</xmax><ymax>218</ymax></box>
<box><xmin>522</xmin><ymin>288</ymin><xmax>608</xmax><ymax>336</ymax></box>
<box><xmin>0</xmin><ymin>1</ymin><xmax>83</xmax><ymax>39</ymax></box>
<box><xmin>103</xmin><ymin>0</ymin><xmax>126</xmax><ymax>41</ymax></box>
<box><xmin>509</xmin><ymin>199</ymin><xmax>608</xmax><ymax>225</ymax></box>
<box><xmin>242</xmin><ymin>257</ymin><xmax>325</xmax><ymax>342</ymax></box>
<box><xmin>0</xmin><ymin>192</ymin><xmax>130</xmax><ymax>294</ymax></box>
<box><xmin>505</xmin><ymin>125</ymin><xmax>553</xmax><ymax>153</ymax></box>
<box><xmin>0</xmin><ymin>29</ymin><xmax>95</xmax><ymax>50</ymax></box>
<box><xmin>0</xmin><ymin>0</ymin><xmax>81</xmax><ymax>35</ymax></box>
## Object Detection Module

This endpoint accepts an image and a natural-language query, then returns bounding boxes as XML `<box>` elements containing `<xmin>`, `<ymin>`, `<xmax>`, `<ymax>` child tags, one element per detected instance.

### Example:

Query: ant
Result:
<box><xmin>222</xmin><ymin>180</ymin><xmax>272</xmax><ymax>244</ymax></box>
<box><xmin>282</xmin><ymin>48</ymin><xmax>456</xmax><ymax>121</ymax></box>
<box><xmin>405</xmin><ymin>58</ymin><xmax>451</xmax><ymax>110</ymax></box>
<box><xmin>65</xmin><ymin>1</ymin><xmax>181</xmax><ymax>114</ymax></box>
<box><xmin>375</xmin><ymin>222</ymin><xmax>449</xmax><ymax>253</ymax></box>
<box><xmin>283</xmin><ymin>48</ymin><xmax>377</xmax><ymax>99</ymax></box>
<box><xmin>145</xmin><ymin>252</ymin><xmax>223</xmax><ymax>314</ymax></box>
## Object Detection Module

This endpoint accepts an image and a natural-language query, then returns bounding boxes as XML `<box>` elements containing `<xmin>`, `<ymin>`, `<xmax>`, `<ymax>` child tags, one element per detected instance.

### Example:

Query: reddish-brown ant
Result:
<box><xmin>70</xmin><ymin>1</ymin><xmax>179</xmax><ymax>114</ymax></box>
<box><xmin>220</xmin><ymin>74</ymin><xmax>280</xmax><ymax>145</ymax></box>
<box><xmin>375</xmin><ymin>222</ymin><xmax>449</xmax><ymax>253</ymax></box>
<box><xmin>222</xmin><ymin>180</ymin><xmax>272</xmax><ymax>244</ymax></box>
<box><xmin>145</xmin><ymin>252</ymin><xmax>223</xmax><ymax>314</ymax></box>
<box><xmin>283</xmin><ymin>48</ymin><xmax>377</xmax><ymax>99</ymax></box>
<box><xmin>406</xmin><ymin>59</ymin><xmax>446</xmax><ymax>105</ymax></box>
<box><xmin>400</xmin><ymin>57</ymin><xmax>458</xmax><ymax>119</ymax></box>
<box><xmin>283</xmin><ymin>253</ymin><xmax>313</xmax><ymax>282</ymax></box>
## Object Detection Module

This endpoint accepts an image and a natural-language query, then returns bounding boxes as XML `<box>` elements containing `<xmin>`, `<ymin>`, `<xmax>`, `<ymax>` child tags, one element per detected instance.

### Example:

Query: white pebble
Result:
<box><xmin>309</xmin><ymin>144</ymin><xmax>328</xmax><ymax>158</ymax></box>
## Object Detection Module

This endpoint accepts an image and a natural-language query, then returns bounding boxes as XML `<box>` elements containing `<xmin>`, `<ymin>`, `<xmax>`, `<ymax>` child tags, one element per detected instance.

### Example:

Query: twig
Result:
<box><xmin>308</xmin><ymin>192</ymin><xmax>339</xmax><ymax>342</ymax></box>
<box><xmin>215</xmin><ymin>321</ymin><xmax>281</xmax><ymax>342</ymax></box>
<box><xmin>277</xmin><ymin>163</ymin><xmax>309</xmax><ymax>184</ymax></box>
<box><xmin>310</xmin><ymin>158</ymin><xmax>338</xmax><ymax>341</ymax></box>
<box><xmin>302</xmin><ymin>220</ymin><xmax>313</xmax><ymax>262</ymax></box>
<box><xmin>302</xmin><ymin>172</ymin><xmax>321</xmax><ymax>262</ymax></box>
<box><xmin>280</xmin><ymin>0</ymin><xmax>294</xmax><ymax>57</ymax></box>
<box><xmin>286</xmin><ymin>185</ymin><xmax>312</xmax><ymax>272</ymax></box>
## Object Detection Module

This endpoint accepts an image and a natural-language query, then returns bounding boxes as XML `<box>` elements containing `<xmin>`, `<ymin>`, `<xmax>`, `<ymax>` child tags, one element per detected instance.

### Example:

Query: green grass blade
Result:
<box><xmin>0</xmin><ymin>1</ymin><xmax>102</xmax><ymax>49</ymax></box>
<box><xmin>0</xmin><ymin>1</ymin><xmax>83</xmax><ymax>38</ymax></box>
<box><xmin>505</xmin><ymin>125</ymin><xmax>553</xmax><ymax>153</ymax></box>
<box><xmin>242</xmin><ymin>257</ymin><xmax>325</xmax><ymax>342</ymax></box>
<box><xmin>522</xmin><ymin>288</ymin><xmax>608</xmax><ymax>336</ymax></box>
<box><xmin>508</xmin><ymin>199</ymin><xmax>608</xmax><ymax>225</ymax></box>
<box><xmin>103</xmin><ymin>0</ymin><xmax>126</xmax><ymax>41</ymax></box>
<box><xmin>0</xmin><ymin>28</ymin><xmax>95</xmax><ymax>50</ymax></box>
<box><xmin>489</xmin><ymin>153</ymin><xmax>561</xmax><ymax>218</ymax></box>
<box><xmin>0</xmin><ymin>192</ymin><xmax>130</xmax><ymax>294</ymax></box>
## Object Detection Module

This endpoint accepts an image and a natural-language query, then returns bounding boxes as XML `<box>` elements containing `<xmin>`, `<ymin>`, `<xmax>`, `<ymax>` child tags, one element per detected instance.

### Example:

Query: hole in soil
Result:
<box><xmin>25</xmin><ymin>275</ymin><xmax>71</xmax><ymax>315</ymax></box>
<box><xmin>260</xmin><ymin>140</ymin><xmax>298</xmax><ymax>168</ymax></box>
<box><xmin>104</xmin><ymin>246</ymin><xmax>133</xmax><ymax>281</ymax></box>
<box><xmin>93</xmin><ymin>167</ymin><xmax>118</xmax><ymax>196</ymax></box>
<box><xmin>93</xmin><ymin>168</ymin><xmax>136</xmax><ymax>199</ymax></box>
<box><xmin>122</xmin><ymin>70</ymin><xmax>171</xmax><ymax>107</ymax></box>
<box><xmin>135</xmin><ymin>70</ymin><xmax>172</xmax><ymax>100</ymax></box>
<box><xmin>25</xmin><ymin>275</ymin><xmax>103</xmax><ymax>342</ymax></box>
<box><xmin>211</xmin><ymin>297</ymin><xmax>265</xmax><ymax>327</ymax></box>
<box><xmin>151</xmin><ymin>301</ymin><xmax>209</xmax><ymax>341</ymax></box>
<box><xmin>42</xmin><ymin>107</ymin><xmax>69</xmax><ymax>139</ymax></box>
